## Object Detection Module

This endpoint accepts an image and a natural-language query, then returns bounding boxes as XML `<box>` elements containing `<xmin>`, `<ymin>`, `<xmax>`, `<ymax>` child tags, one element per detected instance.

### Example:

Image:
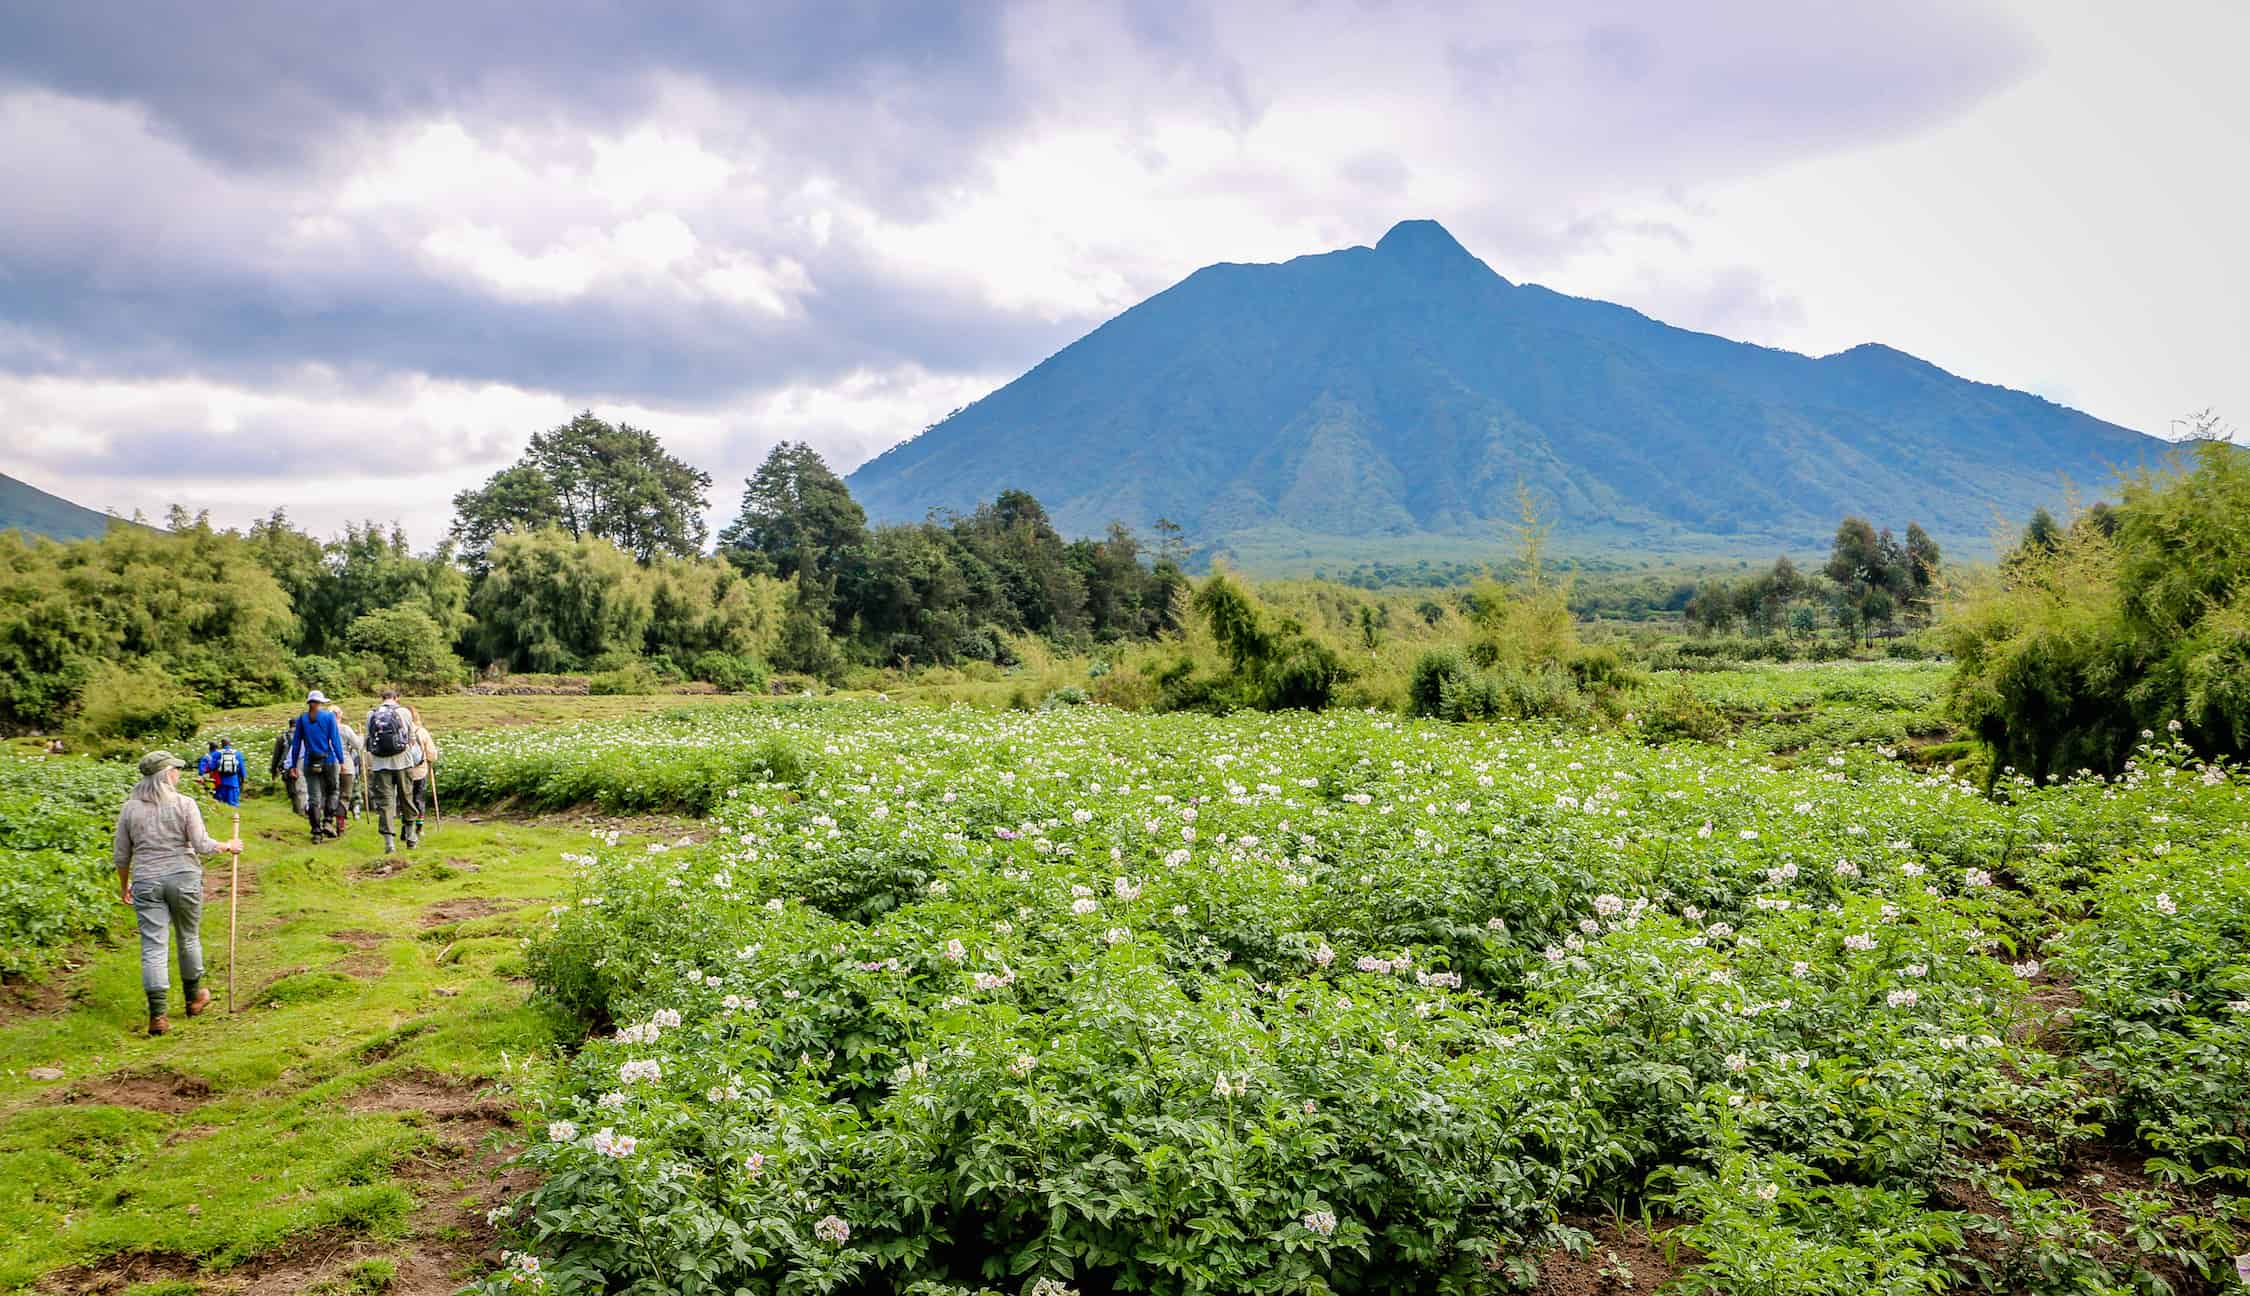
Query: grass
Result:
<box><xmin>0</xmin><ymin>769</ymin><xmax>642</xmax><ymax>1293</ymax></box>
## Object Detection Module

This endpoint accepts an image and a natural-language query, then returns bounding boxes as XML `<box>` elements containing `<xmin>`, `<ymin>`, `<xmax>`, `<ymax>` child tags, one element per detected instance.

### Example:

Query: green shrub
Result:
<box><xmin>588</xmin><ymin>662</ymin><xmax>666</xmax><ymax>696</ymax></box>
<box><xmin>1634</xmin><ymin>681</ymin><xmax>1729</xmax><ymax>743</ymax></box>
<box><xmin>69</xmin><ymin>662</ymin><xmax>204</xmax><ymax>747</ymax></box>
<box><xmin>344</xmin><ymin>606</ymin><xmax>466</xmax><ymax>692</ymax></box>
<box><xmin>1408</xmin><ymin>647</ymin><xmax>1473</xmax><ymax>717</ymax></box>
<box><xmin>692</xmin><ymin>651</ymin><xmax>770</xmax><ymax>694</ymax></box>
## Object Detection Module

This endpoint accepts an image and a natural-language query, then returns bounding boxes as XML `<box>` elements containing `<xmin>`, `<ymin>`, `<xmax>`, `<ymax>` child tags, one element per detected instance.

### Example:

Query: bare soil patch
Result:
<box><xmin>347</xmin><ymin>1068</ymin><xmax>513</xmax><ymax>1124</ymax></box>
<box><xmin>420</xmin><ymin>897</ymin><xmax>511</xmax><ymax>928</ymax></box>
<box><xmin>62</xmin><ymin>1067</ymin><xmax>213</xmax><ymax>1115</ymax></box>
<box><xmin>35</xmin><ymin>1250</ymin><xmax>197</xmax><ymax>1294</ymax></box>
<box><xmin>331</xmin><ymin>951</ymin><xmax>389</xmax><ymax>979</ymax></box>
<box><xmin>1</xmin><ymin>967</ymin><xmax>82</xmax><ymax>1019</ymax></box>
<box><xmin>329</xmin><ymin>929</ymin><xmax>388</xmax><ymax>949</ymax></box>
<box><xmin>1531</xmin><ymin>1218</ymin><xmax>1696</xmax><ymax>1295</ymax></box>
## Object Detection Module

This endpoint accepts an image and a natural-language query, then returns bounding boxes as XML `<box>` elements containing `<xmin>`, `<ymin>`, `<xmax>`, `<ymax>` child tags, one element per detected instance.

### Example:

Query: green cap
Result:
<box><xmin>138</xmin><ymin>750</ymin><xmax>186</xmax><ymax>777</ymax></box>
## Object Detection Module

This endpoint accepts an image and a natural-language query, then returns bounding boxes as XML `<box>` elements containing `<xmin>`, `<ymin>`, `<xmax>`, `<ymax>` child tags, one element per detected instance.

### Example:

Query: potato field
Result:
<box><xmin>439</xmin><ymin>702</ymin><xmax>2250</xmax><ymax>1295</ymax></box>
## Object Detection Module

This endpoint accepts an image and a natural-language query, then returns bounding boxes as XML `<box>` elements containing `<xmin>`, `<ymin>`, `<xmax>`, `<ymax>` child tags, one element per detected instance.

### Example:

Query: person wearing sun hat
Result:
<box><xmin>284</xmin><ymin>689</ymin><xmax>346</xmax><ymax>842</ymax></box>
<box><xmin>113</xmin><ymin>749</ymin><xmax>243</xmax><ymax>1036</ymax></box>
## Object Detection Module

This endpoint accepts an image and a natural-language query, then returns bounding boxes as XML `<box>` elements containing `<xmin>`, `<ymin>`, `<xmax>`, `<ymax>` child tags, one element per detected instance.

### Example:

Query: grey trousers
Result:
<box><xmin>133</xmin><ymin>870</ymin><xmax>204</xmax><ymax>1005</ymax></box>
<box><xmin>301</xmin><ymin>763</ymin><xmax>339</xmax><ymax>834</ymax></box>
<box><xmin>370</xmin><ymin>767</ymin><xmax>416</xmax><ymax>844</ymax></box>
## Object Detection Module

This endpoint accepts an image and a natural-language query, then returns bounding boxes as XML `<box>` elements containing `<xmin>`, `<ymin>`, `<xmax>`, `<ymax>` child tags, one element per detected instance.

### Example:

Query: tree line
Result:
<box><xmin>1683</xmin><ymin>519</ymin><xmax>1942</xmax><ymax>642</ymax></box>
<box><xmin>0</xmin><ymin>413</ymin><xmax>1184</xmax><ymax>740</ymax></box>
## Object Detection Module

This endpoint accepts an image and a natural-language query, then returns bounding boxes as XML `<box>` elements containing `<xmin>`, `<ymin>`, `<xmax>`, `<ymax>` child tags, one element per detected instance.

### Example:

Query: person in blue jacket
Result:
<box><xmin>207</xmin><ymin>737</ymin><xmax>244</xmax><ymax>808</ymax></box>
<box><xmin>195</xmin><ymin>741</ymin><xmax>220</xmax><ymax>795</ymax></box>
<box><xmin>284</xmin><ymin>691</ymin><xmax>346</xmax><ymax>842</ymax></box>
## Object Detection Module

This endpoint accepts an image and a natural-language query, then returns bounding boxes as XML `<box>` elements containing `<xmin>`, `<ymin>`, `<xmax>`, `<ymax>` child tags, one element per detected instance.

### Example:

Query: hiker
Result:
<box><xmin>208</xmin><ymin>737</ymin><xmax>244</xmax><ymax>808</ymax></box>
<box><xmin>113</xmin><ymin>750</ymin><xmax>242</xmax><ymax>1036</ymax></box>
<box><xmin>44</xmin><ymin>737</ymin><xmax>66</xmax><ymax>755</ymax></box>
<box><xmin>284</xmin><ymin>690</ymin><xmax>346</xmax><ymax>842</ymax></box>
<box><xmin>403</xmin><ymin>703</ymin><xmax>440</xmax><ymax>837</ymax></box>
<box><xmin>336</xmin><ymin>721</ymin><xmax>366</xmax><ymax>833</ymax></box>
<box><xmin>270</xmin><ymin>731</ymin><xmax>307</xmax><ymax>814</ymax></box>
<box><xmin>364</xmin><ymin>689</ymin><xmax>422</xmax><ymax>854</ymax></box>
<box><xmin>195</xmin><ymin>740</ymin><xmax>220</xmax><ymax>795</ymax></box>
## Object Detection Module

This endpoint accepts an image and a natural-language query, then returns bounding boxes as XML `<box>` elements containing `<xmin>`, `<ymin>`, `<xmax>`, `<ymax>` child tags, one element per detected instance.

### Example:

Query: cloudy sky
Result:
<box><xmin>3</xmin><ymin>1</ymin><xmax>2242</xmax><ymax>547</ymax></box>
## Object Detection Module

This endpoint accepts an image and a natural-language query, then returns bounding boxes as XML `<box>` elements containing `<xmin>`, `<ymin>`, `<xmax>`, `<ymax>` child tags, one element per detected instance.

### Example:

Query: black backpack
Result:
<box><xmin>216</xmin><ymin>747</ymin><xmax>241</xmax><ymax>777</ymax></box>
<box><xmin>366</xmin><ymin>705</ymin><xmax>409</xmax><ymax>758</ymax></box>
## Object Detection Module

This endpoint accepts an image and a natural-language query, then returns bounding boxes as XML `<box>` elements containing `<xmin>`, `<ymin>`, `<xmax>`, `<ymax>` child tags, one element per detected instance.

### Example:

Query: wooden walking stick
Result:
<box><xmin>228</xmin><ymin>808</ymin><xmax>240</xmax><ymax>1014</ymax></box>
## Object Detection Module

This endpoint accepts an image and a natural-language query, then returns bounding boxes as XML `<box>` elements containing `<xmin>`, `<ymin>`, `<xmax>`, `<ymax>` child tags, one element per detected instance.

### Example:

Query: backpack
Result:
<box><xmin>367</xmin><ymin>704</ymin><xmax>409</xmax><ymax>758</ymax></box>
<box><xmin>216</xmin><ymin>748</ymin><xmax>241</xmax><ymax>777</ymax></box>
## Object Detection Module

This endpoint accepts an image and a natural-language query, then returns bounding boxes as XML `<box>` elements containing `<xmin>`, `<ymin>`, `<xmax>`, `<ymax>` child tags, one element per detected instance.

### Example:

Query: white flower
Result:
<box><xmin>618</xmin><ymin>1059</ymin><xmax>662</xmax><ymax>1085</ymax></box>
<box><xmin>1887</xmin><ymin>988</ymin><xmax>1920</xmax><ymax>1009</ymax></box>
<box><xmin>1302</xmin><ymin>1209</ymin><xmax>1338</xmax><ymax>1237</ymax></box>
<box><xmin>651</xmin><ymin>1008</ymin><xmax>681</xmax><ymax>1029</ymax></box>
<box><xmin>1755</xmin><ymin>1182</ymin><xmax>1780</xmax><ymax>1203</ymax></box>
<box><xmin>1844</xmin><ymin>933</ymin><xmax>1876</xmax><ymax>952</ymax></box>
<box><xmin>943</xmin><ymin>938</ymin><xmax>967</xmax><ymax>963</ymax></box>
<box><xmin>1964</xmin><ymin>868</ymin><xmax>1994</xmax><ymax>889</ymax></box>
<box><xmin>1903</xmin><ymin>963</ymin><xmax>1927</xmax><ymax>978</ymax></box>
<box><xmin>1029</xmin><ymin>1280</ymin><xmax>1082</xmax><ymax>1296</ymax></box>
<box><xmin>1312</xmin><ymin>942</ymin><xmax>1336</xmax><ymax>969</ymax></box>
<box><xmin>547</xmin><ymin>1120</ymin><xmax>579</xmax><ymax>1142</ymax></box>
<box><xmin>1592</xmin><ymin>894</ymin><xmax>1625</xmax><ymax>916</ymax></box>
<box><xmin>2012</xmin><ymin>960</ymin><xmax>2041</xmax><ymax>978</ymax></box>
<box><xmin>1071</xmin><ymin>897</ymin><xmax>1099</xmax><ymax>916</ymax></box>
<box><xmin>1113</xmin><ymin>877</ymin><xmax>1142</xmax><ymax>901</ymax></box>
<box><xmin>1790</xmin><ymin>960</ymin><xmax>1811</xmax><ymax>978</ymax></box>
<box><xmin>1103</xmin><ymin>927</ymin><xmax>1130</xmax><ymax>946</ymax></box>
<box><xmin>1212</xmin><ymin>1071</ymin><xmax>1248</xmax><ymax>1099</ymax></box>
<box><xmin>1901</xmin><ymin>860</ymin><xmax>1926</xmax><ymax>877</ymax></box>
<box><xmin>2155</xmin><ymin>892</ymin><xmax>2178</xmax><ymax>916</ymax></box>
<box><xmin>1724</xmin><ymin>1052</ymin><xmax>1748</xmax><ymax>1073</ymax></box>
<box><xmin>591</xmin><ymin>1126</ymin><xmax>637</xmax><ymax>1158</ymax></box>
<box><xmin>597</xmin><ymin>1091</ymin><xmax>627</xmax><ymax>1110</ymax></box>
<box><xmin>812</xmin><ymin>1214</ymin><xmax>850</xmax><ymax>1245</ymax></box>
<box><xmin>1009</xmin><ymin>1054</ymin><xmax>1038</xmax><ymax>1077</ymax></box>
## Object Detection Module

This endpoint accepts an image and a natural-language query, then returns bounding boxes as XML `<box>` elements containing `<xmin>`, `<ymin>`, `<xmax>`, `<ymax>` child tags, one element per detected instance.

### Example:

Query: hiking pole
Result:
<box><xmin>430</xmin><ymin>766</ymin><xmax>443</xmax><ymax>829</ymax></box>
<box><xmin>228</xmin><ymin>808</ymin><xmax>240</xmax><ymax>1015</ymax></box>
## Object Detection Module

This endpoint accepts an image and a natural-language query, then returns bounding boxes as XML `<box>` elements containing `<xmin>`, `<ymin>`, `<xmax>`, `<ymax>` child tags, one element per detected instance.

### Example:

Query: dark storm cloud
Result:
<box><xmin>0</xmin><ymin>242</ymin><xmax>1080</xmax><ymax>408</ymax></box>
<box><xmin>0</xmin><ymin>1</ymin><xmax>1016</xmax><ymax>171</ymax></box>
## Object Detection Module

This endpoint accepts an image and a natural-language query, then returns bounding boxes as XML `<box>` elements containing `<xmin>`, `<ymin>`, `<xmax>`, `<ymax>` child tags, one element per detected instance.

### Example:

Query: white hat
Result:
<box><xmin>306</xmin><ymin>689</ymin><xmax>330</xmax><ymax>704</ymax></box>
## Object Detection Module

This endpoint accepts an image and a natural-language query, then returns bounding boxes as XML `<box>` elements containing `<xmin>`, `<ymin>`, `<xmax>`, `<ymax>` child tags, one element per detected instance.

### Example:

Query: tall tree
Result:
<box><xmin>451</xmin><ymin>413</ymin><xmax>711</xmax><ymax>564</ymax></box>
<box><xmin>718</xmin><ymin>442</ymin><xmax>868</xmax><ymax>597</ymax></box>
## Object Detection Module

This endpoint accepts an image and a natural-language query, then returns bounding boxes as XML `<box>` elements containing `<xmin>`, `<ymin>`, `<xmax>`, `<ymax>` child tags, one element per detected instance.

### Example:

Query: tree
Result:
<box><xmin>450</xmin><ymin>465</ymin><xmax>561</xmax><ymax>567</ymax></box>
<box><xmin>1945</xmin><ymin>437</ymin><xmax>2250</xmax><ymax>782</ymax></box>
<box><xmin>719</xmin><ymin>443</ymin><xmax>868</xmax><ymax>594</ymax></box>
<box><xmin>1825</xmin><ymin>517</ymin><xmax>1883</xmax><ymax>589</ymax></box>
<box><xmin>344</xmin><ymin>607</ymin><xmax>465</xmax><ymax>691</ymax></box>
<box><xmin>452</xmin><ymin>413</ymin><xmax>711</xmax><ymax>564</ymax></box>
<box><xmin>470</xmin><ymin>529</ymin><xmax>655</xmax><ymax>672</ymax></box>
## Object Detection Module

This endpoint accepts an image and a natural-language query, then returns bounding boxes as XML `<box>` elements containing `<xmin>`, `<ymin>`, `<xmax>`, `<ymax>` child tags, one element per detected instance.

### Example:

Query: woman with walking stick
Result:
<box><xmin>112</xmin><ymin>750</ymin><xmax>242</xmax><ymax>1036</ymax></box>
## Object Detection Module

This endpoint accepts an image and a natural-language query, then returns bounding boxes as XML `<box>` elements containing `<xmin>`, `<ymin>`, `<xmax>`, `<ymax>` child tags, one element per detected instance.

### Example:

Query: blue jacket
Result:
<box><xmin>285</xmin><ymin>708</ymin><xmax>346</xmax><ymax>771</ymax></box>
<box><xmin>210</xmin><ymin>745</ymin><xmax>243</xmax><ymax>786</ymax></box>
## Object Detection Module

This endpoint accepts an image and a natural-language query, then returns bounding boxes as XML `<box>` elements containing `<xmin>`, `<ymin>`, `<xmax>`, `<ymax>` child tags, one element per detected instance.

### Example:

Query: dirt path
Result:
<box><xmin>0</xmin><ymin>782</ymin><xmax>623</xmax><ymax>1294</ymax></box>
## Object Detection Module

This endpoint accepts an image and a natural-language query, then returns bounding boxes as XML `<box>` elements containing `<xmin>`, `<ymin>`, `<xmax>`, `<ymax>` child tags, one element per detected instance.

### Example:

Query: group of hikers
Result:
<box><xmin>260</xmin><ymin>689</ymin><xmax>443</xmax><ymax>849</ymax></box>
<box><xmin>110</xmin><ymin>689</ymin><xmax>442</xmax><ymax>1036</ymax></box>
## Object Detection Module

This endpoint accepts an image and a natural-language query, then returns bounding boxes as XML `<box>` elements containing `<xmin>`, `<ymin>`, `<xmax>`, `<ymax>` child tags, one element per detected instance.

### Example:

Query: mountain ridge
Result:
<box><xmin>0</xmin><ymin>472</ymin><xmax>127</xmax><ymax>542</ymax></box>
<box><xmin>848</xmin><ymin>220</ymin><xmax>2163</xmax><ymax>556</ymax></box>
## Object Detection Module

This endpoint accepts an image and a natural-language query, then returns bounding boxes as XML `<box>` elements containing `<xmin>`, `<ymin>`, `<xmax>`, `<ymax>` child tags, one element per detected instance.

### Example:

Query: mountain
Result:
<box><xmin>846</xmin><ymin>220</ymin><xmax>2167</xmax><ymax>559</ymax></box>
<box><xmin>0</xmin><ymin>473</ymin><xmax>127</xmax><ymax>541</ymax></box>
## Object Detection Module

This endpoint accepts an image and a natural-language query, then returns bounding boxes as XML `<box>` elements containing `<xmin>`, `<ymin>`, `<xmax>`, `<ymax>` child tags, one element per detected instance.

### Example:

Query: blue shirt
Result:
<box><xmin>285</xmin><ymin>708</ymin><xmax>346</xmax><ymax>771</ymax></box>
<box><xmin>210</xmin><ymin>745</ymin><xmax>243</xmax><ymax>787</ymax></box>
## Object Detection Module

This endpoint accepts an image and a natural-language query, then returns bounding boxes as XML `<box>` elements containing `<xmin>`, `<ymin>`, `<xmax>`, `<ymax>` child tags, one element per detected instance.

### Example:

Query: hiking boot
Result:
<box><xmin>148</xmin><ymin>1014</ymin><xmax>170</xmax><ymax>1036</ymax></box>
<box><xmin>185</xmin><ymin>988</ymin><xmax>211</xmax><ymax>1017</ymax></box>
<box><xmin>382</xmin><ymin>836</ymin><xmax>395</xmax><ymax>855</ymax></box>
